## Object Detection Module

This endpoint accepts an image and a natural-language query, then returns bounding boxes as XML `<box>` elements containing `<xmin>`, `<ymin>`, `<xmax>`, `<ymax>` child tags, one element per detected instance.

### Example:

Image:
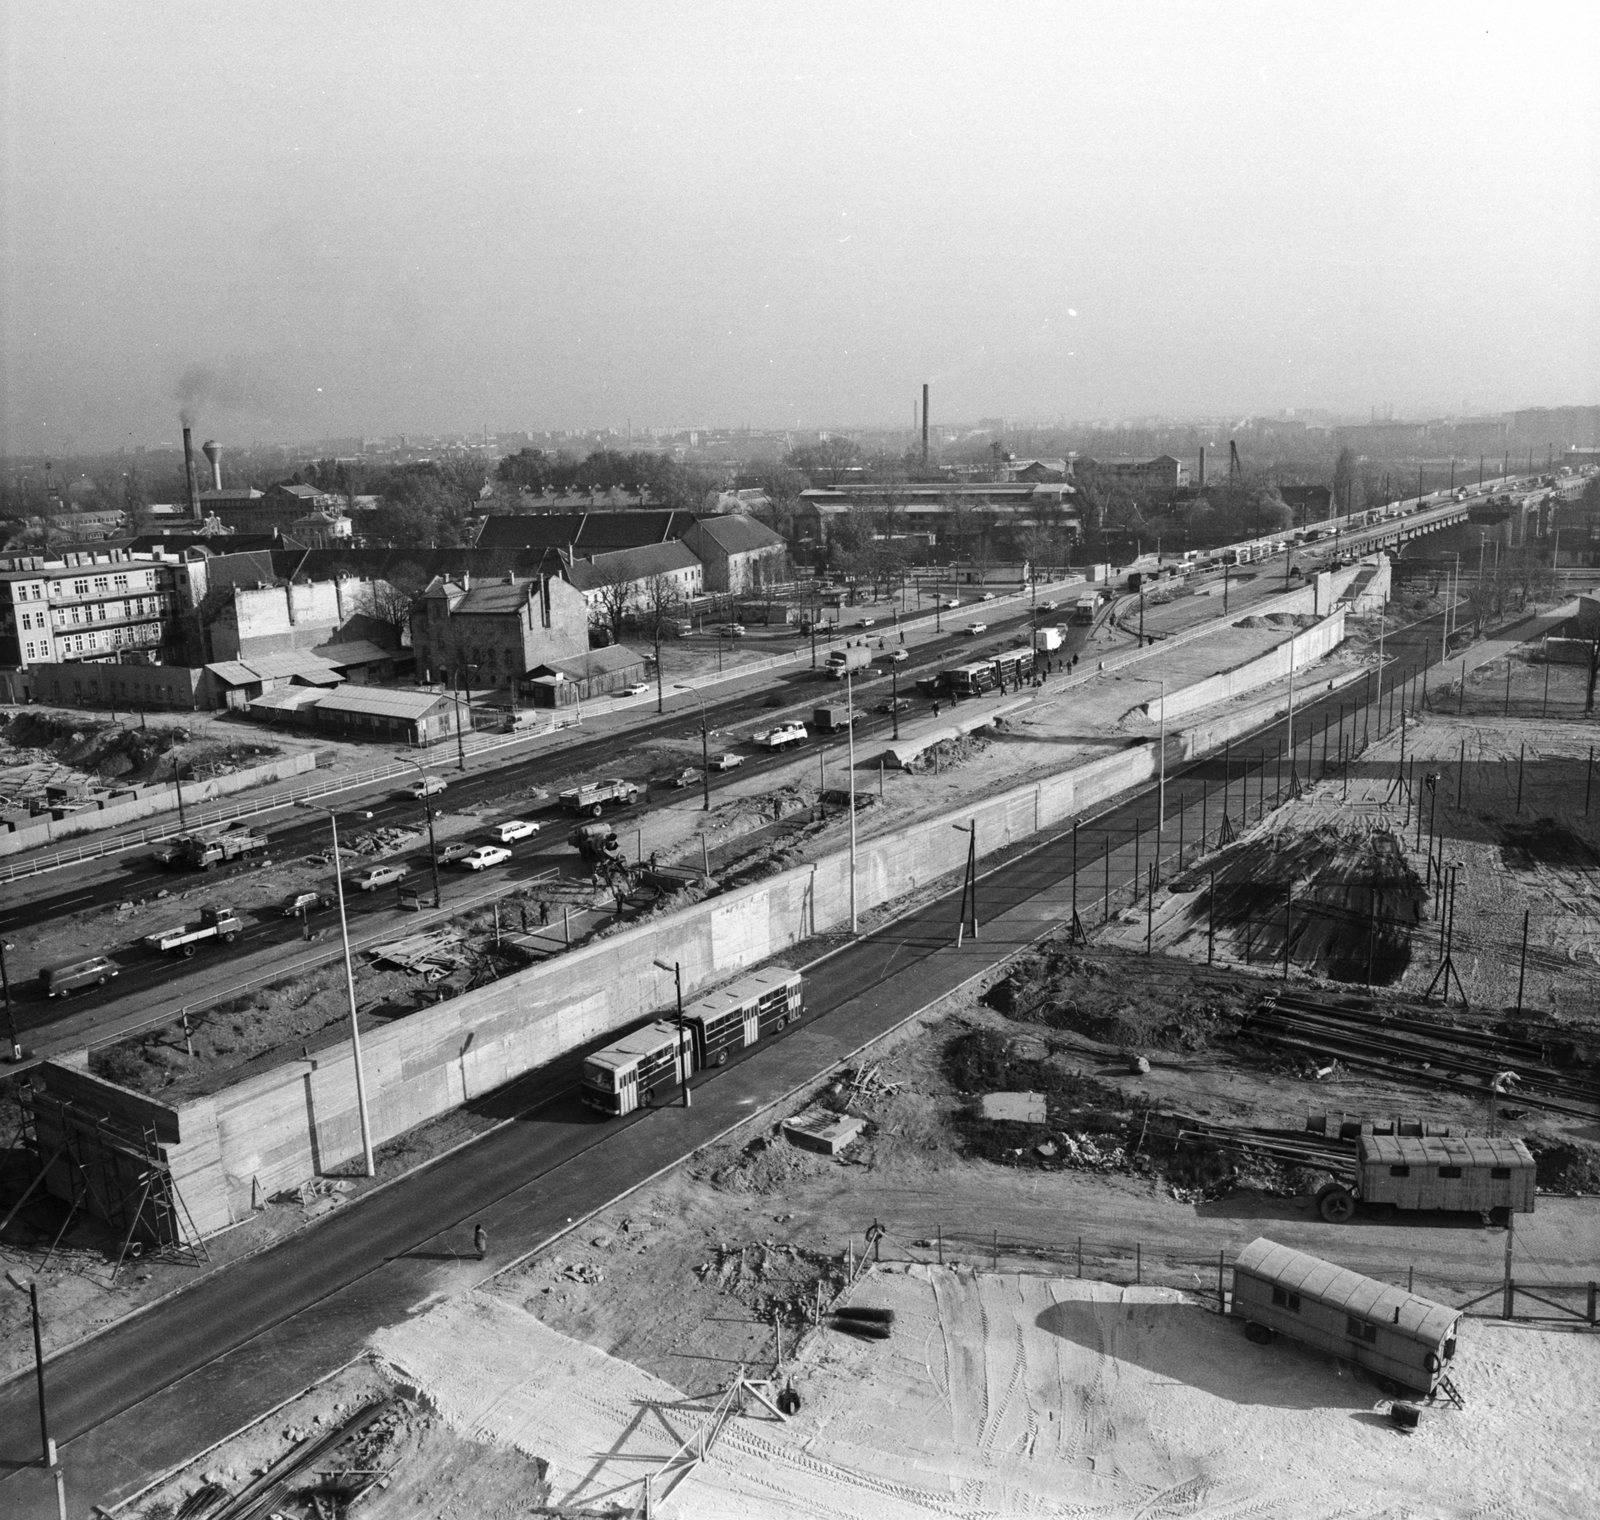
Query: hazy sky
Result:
<box><xmin>2</xmin><ymin>2</ymin><xmax>1595</xmax><ymax>452</ymax></box>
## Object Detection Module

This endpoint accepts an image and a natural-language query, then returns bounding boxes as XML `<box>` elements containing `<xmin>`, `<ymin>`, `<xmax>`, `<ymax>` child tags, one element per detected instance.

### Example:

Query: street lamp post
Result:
<box><xmin>891</xmin><ymin>665</ymin><xmax>900</xmax><ymax>741</ymax></box>
<box><xmin>396</xmin><ymin>758</ymin><xmax>443</xmax><ymax>909</ymax></box>
<box><xmin>673</xmin><ymin>684</ymin><xmax>712</xmax><ymax>812</ymax></box>
<box><xmin>652</xmin><ymin>957</ymin><xmax>690</xmax><ymax>1106</ymax></box>
<box><xmin>7</xmin><ymin>1267</ymin><xmax>68</xmax><ymax>1518</ymax></box>
<box><xmin>2</xmin><ymin>938</ymin><xmax>22</xmax><ymax>1062</ymax></box>
<box><xmin>847</xmin><ymin>670</ymin><xmax>858</xmax><ymax>933</ymax></box>
<box><xmin>298</xmin><ymin>802</ymin><xmax>376</xmax><ymax>1177</ymax></box>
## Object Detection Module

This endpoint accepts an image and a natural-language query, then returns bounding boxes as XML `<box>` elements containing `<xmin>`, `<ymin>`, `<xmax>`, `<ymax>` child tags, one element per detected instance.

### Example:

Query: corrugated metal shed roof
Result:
<box><xmin>313</xmin><ymin>639</ymin><xmax>394</xmax><ymax>668</ymax></box>
<box><xmin>1359</xmin><ymin>1136</ymin><xmax>1535</xmax><ymax>1168</ymax></box>
<box><xmin>1236</xmin><ymin>1237</ymin><xmax>1458</xmax><ymax>1341</ymax></box>
<box><xmin>232</xmin><ymin>650</ymin><xmax>343</xmax><ymax>681</ymax></box>
<box><xmin>206</xmin><ymin>661</ymin><xmax>259</xmax><ymax>686</ymax></box>
<box><xmin>312</xmin><ymin>686</ymin><xmax>454</xmax><ymax>720</ymax></box>
<box><xmin>247</xmin><ymin>687</ymin><xmax>327</xmax><ymax>712</ymax></box>
<box><xmin>531</xmin><ymin>645</ymin><xmax>647</xmax><ymax>681</ymax></box>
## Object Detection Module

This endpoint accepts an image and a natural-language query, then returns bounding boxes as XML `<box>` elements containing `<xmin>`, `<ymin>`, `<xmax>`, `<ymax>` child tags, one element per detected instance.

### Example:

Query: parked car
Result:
<box><xmin>980</xmin><ymin>592</ymin><xmax>996</xmax><ymax>602</ymax></box>
<box><xmin>617</xmin><ymin>683</ymin><xmax>651</xmax><ymax>697</ymax></box>
<box><xmin>884</xmin><ymin>648</ymin><xmax>910</xmax><ymax>663</ymax></box>
<box><xmin>964</xmin><ymin>622</ymin><xmax>988</xmax><ymax>635</ymax></box>
<box><xmin>406</xmin><ymin>775</ymin><xmax>448</xmax><ymax>799</ymax></box>
<box><xmin>708</xmin><ymin>752</ymin><xmax>746</xmax><ymax>771</ymax></box>
<box><xmin>855</xmin><ymin>616</ymin><xmax>875</xmax><ymax>628</ymax></box>
<box><xmin>458</xmin><ymin>844</ymin><xmax>512</xmax><ymax>871</ymax></box>
<box><xmin>280</xmin><ymin>890</ymin><xmax>331</xmax><ymax>917</ymax></box>
<box><xmin>353</xmin><ymin>863</ymin><xmax>410</xmax><ymax>892</ymax></box>
<box><xmin>877</xmin><ymin>697</ymin><xmax>912</xmax><ymax>714</ymax></box>
<box><xmin>434</xmin><ymin>841</ymin><xmax>476</xmax><ymax>864</ymax></box>
<box><xmin>489</xmin><ymin>819</ymin><xmax>540</xmax><ymax>843</ymax></box>
<box><xmin>38</xmin><ymin>956</ymin><xmax>119</xmax><ymax>998</ymax></box>
<box><xmin>943</xmin><ymin>597</ymin><xmax>961</xmax><ymax>608</ymax></box>
<box><xmin>673</xmin><ymin>767</ymin><xmax>703</xmax><ymax>788</ymax></box>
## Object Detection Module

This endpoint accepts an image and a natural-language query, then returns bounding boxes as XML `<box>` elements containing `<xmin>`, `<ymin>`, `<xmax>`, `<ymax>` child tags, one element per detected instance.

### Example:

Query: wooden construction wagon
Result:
<box><xmin>1315</xmin><ymin>1135</ymin><xmax>1536</xmax><ymax>1223</ymax></box>
<box><xmin>1231</xmin><ymin>1236</ymin><xmax>1462</xmax><ymax>1398</ymax></box>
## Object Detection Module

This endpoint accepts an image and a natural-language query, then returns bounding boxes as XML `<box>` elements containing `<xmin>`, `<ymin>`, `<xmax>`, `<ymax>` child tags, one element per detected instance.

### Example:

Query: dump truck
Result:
<box><xmin>144</xmin><ymin>906</ymin><xmax>243</xmax><ymax>958</ymax></box>
<box><xmin>823</xmin><ymin>646</ymin><xmax>871</xmax><ymax>680</ymax></box>
<box><xmin>812</xmin><ymin>703</ymin><xmax>861</xmax><ymax>734</ymax></box>
<box><xmin>558</xmin><ymin>778</ymin><xmax>641</xmax><ymax>817</ymax></box>
<box><xmin>183</xmin><ymin>831</ymin><xmax>268</xmax><ymax>870</ymax></box>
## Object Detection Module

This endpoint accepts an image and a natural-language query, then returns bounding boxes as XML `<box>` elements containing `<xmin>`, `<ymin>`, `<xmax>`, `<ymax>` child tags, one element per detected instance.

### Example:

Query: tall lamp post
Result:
<box><xmin>847</xmin><ymin>669</ymin><xmax>858</xmax><ymax>933</ymax></box>
<box><xmin>652</xmin><ymin>957</ymin><xmax>691</xmax><ymax>1106</ymax></box>
<box><xmin>297</xmin><ymin>801</ymin><xmax>377</xmax><ymax>1177</ymax></box>
<box><xmin>395</xmin><ymin>757</ymin><xmax>443</xmax><ymax>909</ymax></box>
<box><xmin>2</xmin><ymin>938</ymin><xmax>23</xmax><ymax>1063</ymax></box>
<box><xmin>673</xmin><ymin>684</ymin><xmax>712</xmax><ymax>812</ymax></box>
<box><xmin>7</xmin><ymin>1268</ymin><xmax>67</xmax><ymax>1517</ymax></box>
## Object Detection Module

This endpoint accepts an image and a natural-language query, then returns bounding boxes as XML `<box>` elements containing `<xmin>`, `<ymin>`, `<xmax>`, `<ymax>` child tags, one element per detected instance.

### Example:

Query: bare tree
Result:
<box><xmin>591</xmin><ymin>566</ymin><xmax>635</xmax><ymax>644</ymax></box>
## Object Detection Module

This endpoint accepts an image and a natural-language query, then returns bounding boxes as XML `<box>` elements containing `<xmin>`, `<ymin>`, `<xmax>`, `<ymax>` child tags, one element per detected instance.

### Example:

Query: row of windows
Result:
<box><xmin>9</xmin><ymin>572</ymin><xmax>155</xmax><ymax>603</ymax></box>
<box><xmin>24</xmin><ymin>623</ymin><xmax>160</xmax><ymax>660</ymax></box>
<box><xmin>1388</xmin><ymin>1164</ymin><xmax>1512</xmax><ymax>1180</ymax></box>
<box><xmin>18</xmin><ymin>597</ymin><xmax>158</xmax><ymax>631</ymax></box>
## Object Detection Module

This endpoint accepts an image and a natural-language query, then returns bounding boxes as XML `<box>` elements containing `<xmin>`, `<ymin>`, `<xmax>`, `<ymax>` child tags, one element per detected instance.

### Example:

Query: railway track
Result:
<box><xmin>1241</xmin><ymin>993</ymin><xmax>1600</xmax><ymax>1120</ymax></box>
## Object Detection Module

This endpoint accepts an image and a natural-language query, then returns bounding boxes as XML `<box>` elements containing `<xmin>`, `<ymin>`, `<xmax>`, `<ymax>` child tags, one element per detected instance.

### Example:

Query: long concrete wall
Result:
<box><xmin>1140</xmin><ymin>611</ymin><xmax>1347</xmax><ymax>725</ymax></box>
<box><xmin>38</xmin><ymin>734</ymin><xmax>1167</xmax><ymax>1228</ymax></box>
<box><xmin>0</xmin><ymin>751</ymin><xmax>318</xmax><ymax>857</ymax></box>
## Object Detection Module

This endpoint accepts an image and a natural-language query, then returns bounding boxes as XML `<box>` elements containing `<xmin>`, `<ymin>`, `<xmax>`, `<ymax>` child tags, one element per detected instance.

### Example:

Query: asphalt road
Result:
<box><xmin>0</xmin><ymin>596</ymin><xmax>1497</xmax><ymax>1515</ymax></box>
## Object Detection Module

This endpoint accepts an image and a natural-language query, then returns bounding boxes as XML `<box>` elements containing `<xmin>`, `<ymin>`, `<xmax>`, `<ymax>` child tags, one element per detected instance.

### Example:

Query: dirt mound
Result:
<box><xmin>1523</xmin><ymin>1136</ymin><xmax>1600</xmax><ymax>1195</ymax></box>
<box><xmin>0</xmin><ymin>712</ymin><xmax>280</xmax><ymax>785</ymax></box>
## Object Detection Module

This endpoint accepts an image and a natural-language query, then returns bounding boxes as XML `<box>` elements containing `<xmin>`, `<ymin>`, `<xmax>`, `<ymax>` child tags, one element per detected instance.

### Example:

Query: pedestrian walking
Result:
<box><xmin>473</xmin><ymin>1223</ymin><xmax>487</xmax><ymax>1260</ymax></box>
<box><xmin>933</xmin><ymin>700</ymin><xmax>941</xmax><ymax>718</ymax></box>
<box><xmin>519</xmin><ymin>903</ymin><xmax>528</xmax><ymax>933</ymax></box>
<box><xmin>539</xmin><ymin>898</ymin><xmax>550</xmax><ymax>927</ymax></box>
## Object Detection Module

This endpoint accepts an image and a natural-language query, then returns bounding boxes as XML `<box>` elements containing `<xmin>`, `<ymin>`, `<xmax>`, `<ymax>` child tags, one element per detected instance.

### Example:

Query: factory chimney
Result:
<box><xmin>201</xmin><ymin>439</ymin><xmax>223</xmax><ymax>492</ymax></box>
<box><xmin>921</xmin><ymin>383</ymin><xmax>929</xmax><ymax>467</ymax></box>
<box><xmin>1198</xmin><ymin>445</ymin><xmax>1206</xmax><ymax>490</ymax></box>
<box><xmin>181</xmin><ymin>426</ymin><xmax>201</xmax><ymax>519</ymax></box>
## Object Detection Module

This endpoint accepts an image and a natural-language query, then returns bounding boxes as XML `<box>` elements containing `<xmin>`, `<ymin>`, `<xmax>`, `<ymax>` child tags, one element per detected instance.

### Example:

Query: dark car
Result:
<box><xmin>39</xmin><ymin>956</ymin><xmax>120</xmax><ymax>998</ymax></box>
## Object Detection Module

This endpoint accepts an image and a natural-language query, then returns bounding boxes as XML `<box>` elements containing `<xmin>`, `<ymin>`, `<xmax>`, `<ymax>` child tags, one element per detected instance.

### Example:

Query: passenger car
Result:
<box><xmin>435</xmin><ymin>841</ymin><xmax>475</xmax><ymax>864</ymax></box>
<box><xmin>884</xmin><ymin>648</ymin><xmax>909</xmax><ymax>663</ymax></box>
<box><xmin>617</xmin><ymin>683</ymin><xmax>651</xmax><ymax>697</ymax></box>
<box><xmin>708</xmin><ymin>752</ymin><xmax>745</xmax><ymax>771</ymax></box>
<box><xmin>38</xmin><ymin>956</ymin><xmax>119</xmax><ymax>998</ymax></box>
<box><xmin>406</xmin><ymin>776</ymin><xmax>447</xmax><ymax>799</ymax></box>
<box><xmin>353</xmin><ymin>863</ymin><xmax>410</xmax><ymax>891</ymax></box>
<box><xmin>964</xmin><ymin>622</ymin><xmax>987</xmax><ymax>635</ymax></box>
<box><xmin>673</xmin><ymin>767</ymin><xmax>703</xmax><ymax>788</ymax></box>
<box><xmin>280</xmin><ymin>890</ymin><xmax>330</xmax><ymax>917</ymax></box>
<box><xmin>489</xmin><ymin>819</ymin><xmax>540</xmax><ymax>843</ymax></box>
<box><xmin>458</xmin><ymin>845</ymin><xmax>512</xmax><ymax>871</ymax></box>
<box><xmin>855</xmin><ymin>616</ymin><xmax>875</xmax><ymax>628</ymax></box>
<box><xmin>877</xmin><ymin>697</ymin><xmax>911</xmax><ymax>714</ymax></box>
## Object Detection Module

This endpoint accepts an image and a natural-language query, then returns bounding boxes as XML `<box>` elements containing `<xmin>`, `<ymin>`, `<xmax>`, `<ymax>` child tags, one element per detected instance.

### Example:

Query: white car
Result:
<box><xmin>980</xmin><ymin>592</ymin><xmax>996</xmax><ymax>602</ymax></box>
<box><xmin>943</xmin><ymin>597</ymin><xmax>960</xmax><ymax>608</ymax></box>
<box><xmin>353</xmin><ymin>863</ymin><xmax>410</xmax><ymax>892</ymax></box>
<box><xmin>459</xmin><ymin>844</ymin><xmax>512</xmax><ymax>871</ymax></box>
<box><xmin>855</xmin><ymin>616</ymin><xmax>875</xmax><ymax>628</ymax></box>
<box><xmin>965</xmin><ymin>622</ymin><xmax>988</xmax><ymax>635</ymax></box>
<box><xmin>406</xmin><ymin>776</ymin><xmax>447</xmax><ymax>799</ymax></box>
<box><xmin>885</xmin><ymin>648</ymin><xmax>910</xmax><ymax>663</ymax></box>
<box><xmin>490</xmin><ymin>819</ymin><xmax>540</xmax><ymax>843</ymax></box>
<box><xmin>617</xmin><ymin>683</ymin><xmax>650</xmax><ymax>697</ymax></box>
<box><xmin>709</xmin><ymin>752</ymin><xmax>746</xmax><ymax>771</ymax></box>
<box><xmin>1039</xmin><ymin>600</ymin><xmax>1057</xmax><ymax>612</ymax></box>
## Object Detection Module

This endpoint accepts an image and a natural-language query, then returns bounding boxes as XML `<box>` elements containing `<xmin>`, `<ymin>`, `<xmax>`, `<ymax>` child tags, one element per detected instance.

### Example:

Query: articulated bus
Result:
<box><xmin>581</xmin><ymin>968</ymin><xmax>805</xmax><ymax>1116</ymax></box>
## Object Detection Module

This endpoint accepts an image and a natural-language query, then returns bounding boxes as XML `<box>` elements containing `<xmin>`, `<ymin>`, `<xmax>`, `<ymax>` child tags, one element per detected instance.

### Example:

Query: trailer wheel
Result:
<box><xmin>1317</xmin><ymin>1184</ymin><xmax>1356</xmax><ymax>1223</ymax></box>
<box><xmin>1244</xmin><ymin>1322</ymin><xmax>1271</xmax><ymax>1345</ymax></box>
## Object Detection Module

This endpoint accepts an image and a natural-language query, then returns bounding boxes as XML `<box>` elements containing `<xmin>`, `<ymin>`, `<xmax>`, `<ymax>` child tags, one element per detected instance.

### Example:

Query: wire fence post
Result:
<box><xmin>1218</xmin><ymin>1249</ymin><xmax>1226</xmax><ymax>1313</ymax></box>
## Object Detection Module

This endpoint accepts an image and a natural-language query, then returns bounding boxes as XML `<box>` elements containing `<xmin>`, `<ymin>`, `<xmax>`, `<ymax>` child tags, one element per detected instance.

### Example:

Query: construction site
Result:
<box><xmin>3</xmin><ymin>549</ymin><xmax>1599</xmax><ymax>1520</ymax></box>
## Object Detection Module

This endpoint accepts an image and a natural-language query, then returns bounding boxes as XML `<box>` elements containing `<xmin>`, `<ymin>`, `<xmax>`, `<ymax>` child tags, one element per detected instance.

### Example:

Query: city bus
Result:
<box><xmin>581</xmin><ymin>967</ymin><xmax>805</xmax><ymax>1114</ymax></box>
<box><xmin>946</xmin><ymin>660</ymin><xmax>998</xmax><ymax>698</ymax></box>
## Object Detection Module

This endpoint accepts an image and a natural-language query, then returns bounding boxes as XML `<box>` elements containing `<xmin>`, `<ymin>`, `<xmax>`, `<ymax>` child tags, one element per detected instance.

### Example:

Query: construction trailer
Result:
<box><xmin>1316</xmin><ymin>1135</ymin><xmax>1536</xmax><ymax>1223</ymax></box>
<box><xmin>1231</xmin><ymin>1236</ymin><xmax>1461</xmax><ymax>1399</ymax></box>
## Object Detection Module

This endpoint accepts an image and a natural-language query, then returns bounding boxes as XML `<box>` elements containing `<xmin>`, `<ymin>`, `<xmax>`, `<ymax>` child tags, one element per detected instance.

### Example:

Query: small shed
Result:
<box><xmin>308</xmin><ymin>685</ymin><xmax>461</xmax><ymax>747</ymax></box>
<box><xmin>313</xmin><ymin>638</ymin><xmax>402</xmax><ymax>685</ymax></box>
<box><xmin>524</xmin><ymin>644</ymin><xmax>649</xmax><ymax>706</ymax></box>
<box><xmin>245</xmin><ymin>687</ymin><xmax>327</xmax><ymax>726</ymax></box>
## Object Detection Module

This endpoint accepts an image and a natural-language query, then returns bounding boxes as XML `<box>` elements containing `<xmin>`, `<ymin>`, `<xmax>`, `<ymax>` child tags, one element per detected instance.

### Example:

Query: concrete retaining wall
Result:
<box><xmin>0</xmin><ymin>751</ymin><xmax>317</xmax><ymax>858</ymax></box>
<box><xmin>1141</xmin><ymin>611</ymin><xmax>1348</xmax><ymax>725</ymax></box>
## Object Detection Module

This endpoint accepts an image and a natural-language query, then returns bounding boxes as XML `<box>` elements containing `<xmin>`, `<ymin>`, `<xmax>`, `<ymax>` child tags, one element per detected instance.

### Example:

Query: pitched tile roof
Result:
<box><xmin>690</xmin><ymin>514</ymin><xmax>785</xmax><ymax>555</ymax></box>
<box><xmin>563</xmin><ymin>540</ymin><xmax>700</xmax><ymax>590</ymax></box>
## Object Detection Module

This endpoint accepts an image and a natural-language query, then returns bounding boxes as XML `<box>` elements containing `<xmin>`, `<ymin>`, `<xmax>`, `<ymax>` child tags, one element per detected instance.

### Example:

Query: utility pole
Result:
<box><xmin>653</xmin><ymin>959</ymin><xmax>690</xmax><ymax>1107</ymax></box>
<box><xmin>847</xmin><ymin>670</ymin><xmax>858</xmax><ymax>932</ymax></box>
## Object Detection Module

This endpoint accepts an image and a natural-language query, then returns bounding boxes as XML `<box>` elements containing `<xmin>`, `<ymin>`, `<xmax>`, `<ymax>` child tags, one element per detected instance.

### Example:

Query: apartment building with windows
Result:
<box><xmin>0</xmin><ymin>551</ymin><xmax>178</xmax><ymax>669</ymax></box>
